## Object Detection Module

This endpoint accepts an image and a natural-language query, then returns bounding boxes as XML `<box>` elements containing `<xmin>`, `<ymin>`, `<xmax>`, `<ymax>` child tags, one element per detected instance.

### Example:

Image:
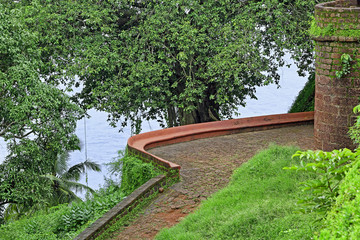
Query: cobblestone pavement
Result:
<box><xmin>112</xmin><ymin>124</ymin><xmax>314</xmax><ymax>240</ymax></box>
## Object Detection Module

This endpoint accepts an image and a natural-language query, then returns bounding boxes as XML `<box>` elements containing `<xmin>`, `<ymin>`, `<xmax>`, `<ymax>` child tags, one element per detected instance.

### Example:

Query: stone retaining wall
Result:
<box><xmin>74</xmin><ymin>175</ymin><xmax>166</xmax><ymax>240</ymax></box>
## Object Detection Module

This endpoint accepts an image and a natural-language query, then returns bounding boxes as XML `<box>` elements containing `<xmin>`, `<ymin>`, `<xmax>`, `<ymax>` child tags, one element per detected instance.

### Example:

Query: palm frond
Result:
<box><xmin>83</xmin><ymin>160</ymin><xmax>101</xmax><ymax>172</ymax></box>
<box><xmin>62</xmin><ymin>179</ymin><xmax>95</xmax><ymax>194</ymax></box>
<box><xmin>63</xmin><ymin>160</ymin><xmax>101</xmax><ymax>181</ymax></box>
<box><xmin>62</xmin><ymin>164</ymin><xmax>83</xmax><ymax>181</ymax></box>
<box><xmin>54</xmin><ymin>186</ymin><xmax>81</xmax><ymax>204</ymax></box>
<box><xmin>55</xmin><ymin>151</ymin><xmax>70</xmax><ymax>176</ymax></box>
<box><xmin>41</xmin><ymin>174</ymin><xmax>61</xmax><ymax>183</ymax></box>
<box><xmin>41</xmin><ymin>174</ymin><xmax>85</xmax><ymax>204</ymax></box>
<box><xmin>4</xmin><ymin>203</ymin><xmax>39</xmax><ymax>222</ymax></box>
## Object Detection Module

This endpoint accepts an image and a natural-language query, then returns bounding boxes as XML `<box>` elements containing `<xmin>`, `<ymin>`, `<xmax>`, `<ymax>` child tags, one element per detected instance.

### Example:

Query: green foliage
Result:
<box><xmin>7</xmin><ymin>0</ymin><xmax>324</xmax><ymax>130</ymax></box>
<box><xmin>41</xmin><ymin>157</ymin><xmax>101</xmax><ymax>206</ymax></box>
<box><xmin>96</xmin><ymin>187</ymin><xmax>159</xmax><ymax>240</ymax></box>
<box><xmin>349</xmin><ymin>104</ymin><xmax>360</xmax><ymax>147</ymax></box>
<box><xmin>335</xmin><ymin>53</ymin><xmax>353</xmax><ymax>79</ymax></box>
<box><xmin>284</xmin><ymin>148</ymin><xmax>359</xmax><ymax>218</ymax></box>
<box><xmin>156</xmin><ymin>145</ymin><xmax>319</xmax><ymax>240</ymax></box>
<box><xmin>2</xmin><ymin>149</ymin><xmax>101</xmax><ymax>223</ymax></box>
<box><xmin>0</xmin><ymin>205</ymin><xmax>68</xmax><ymax>240</ymax></box>
<box><xmin>309</xmin><ymin>19</ymin><xmax>360</xmax><ymax>38</ymax></box>
<box><xmin>0</xmin><ymin>186</ymin><xmax>126</xmax><ymax>240</ymax></box>
<box><xmin>309</xmin><ymin>20</ymin><xmax>335</xmax><ymax>37</ymax></box>
<box><xmin>0</xmin><ymin>152</ymin><xmax>163</xmax><ymax>238</ymax></box>
<box><xmin>316</xmin><ymin>160</ymin><xmax>360</xmax><ymax>239</ymax></box>
<box><xmin>288</xmin><ymin>73</ymin><xmax>315</xmax><ymax>113</ymax></box>
<box><xmin>0</xmin><ymin>3</ymin><xmax>83</xmax><ymax>211</ymax></box>
<box><xmin>108</xmin><ymin>151</ymin><xmax>163</xmax><ymax>195</ymax></box>
<box><xmin>285</xmin><ymin>104</ymin><xmax>360</xmax><ymax>239</ymax></box>
<box><xmin>56</xmin><ymin>188</ymin><xmax>125</xmax><ymax>235</ymax></box>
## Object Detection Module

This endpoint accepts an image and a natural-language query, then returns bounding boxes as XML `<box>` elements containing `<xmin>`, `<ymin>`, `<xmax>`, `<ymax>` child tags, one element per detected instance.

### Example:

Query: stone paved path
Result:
<box><xmin>112</xmin><ymin>124</ymin><xmax>314</xmax><ymax>239</ymax></box>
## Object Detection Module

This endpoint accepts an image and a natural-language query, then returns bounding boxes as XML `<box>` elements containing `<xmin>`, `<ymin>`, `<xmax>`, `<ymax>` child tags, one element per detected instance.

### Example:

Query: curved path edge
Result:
<box><xmin>76</xmin><ymin>112</ymin><xmax>314</xmax><ymax>239</ymax></box>
<box><xmin>127</xmin><ymin>112</ymin><xmax>314</xmax><ymax>173</ymax></box>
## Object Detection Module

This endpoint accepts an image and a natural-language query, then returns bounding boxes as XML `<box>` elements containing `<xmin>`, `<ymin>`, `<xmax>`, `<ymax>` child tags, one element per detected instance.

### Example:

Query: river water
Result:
<box><xmin>0</xmin><ymin>59</ymin><xmax>309</xmax><ymax>192</ymax></box>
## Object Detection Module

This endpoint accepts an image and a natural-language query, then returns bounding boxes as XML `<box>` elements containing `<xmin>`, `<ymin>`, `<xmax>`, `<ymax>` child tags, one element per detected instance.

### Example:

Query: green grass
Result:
<box><xmin>288</xmin><ymin>73</ymin><xmax>315</xmax><ymax>113</ymax></box>
<box><xmin>156</xmin><ymin>145</ymin><xmax>319</xmax><ymax>240</ymax></box>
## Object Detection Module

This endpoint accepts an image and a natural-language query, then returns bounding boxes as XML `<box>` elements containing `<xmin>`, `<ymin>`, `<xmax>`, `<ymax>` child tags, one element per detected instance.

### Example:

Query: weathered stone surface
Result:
<box><xmin>74</xmin><ymin>175</ymin><xmax>166</xmax><ymax>240</ymax></box>
<box><xmin>313</xmin><ymin>1</ymin><xmax>360</xmax><ymax>151</ymax></box>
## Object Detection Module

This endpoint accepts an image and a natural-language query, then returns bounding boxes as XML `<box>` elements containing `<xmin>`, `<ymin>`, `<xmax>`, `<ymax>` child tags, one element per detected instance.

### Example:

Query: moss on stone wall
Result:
<box><xmin>310</xmin><ymin>2</ymin><xmax>360</xmax><ymax>39</ymax></box>
<box><xmin>310</xmin><ymin>19</ymin><xmax>360</xmax><ymax>38</ymax></box>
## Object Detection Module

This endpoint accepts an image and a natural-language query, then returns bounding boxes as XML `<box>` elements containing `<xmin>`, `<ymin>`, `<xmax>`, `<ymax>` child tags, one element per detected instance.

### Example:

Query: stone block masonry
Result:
<box><xmin>313</xmin><ymin>1</ymin><xmax>360</xmax><ymax>151</ymax></box>
<box><xmin>74</xmin><ymin>175</ymin><xmax>167</xmax><ymax>240</ymax></box>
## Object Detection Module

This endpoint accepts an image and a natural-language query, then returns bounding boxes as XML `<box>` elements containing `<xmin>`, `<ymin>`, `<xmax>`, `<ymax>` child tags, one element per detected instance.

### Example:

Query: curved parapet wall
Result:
<box><xmin>313</xmin><ymin>1</ymin><xmax>360</xmax><ymax>151</ymax></box>
<box><xmin>76</xmin><ymin>112</ymin><xmax>314</xmax><ymax>239</ymax></box>
<box><xmin>127</xmin><ymin>112</ymin><xmax>314</xmax><ymax>174</ymax></box>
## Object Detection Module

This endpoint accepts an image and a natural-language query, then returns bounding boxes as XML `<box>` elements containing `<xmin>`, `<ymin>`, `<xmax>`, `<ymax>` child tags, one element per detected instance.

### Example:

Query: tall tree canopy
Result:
<box><xmin>7</xmin><ymin>0</ymin><xmax>326</xmax><ymax>131</ymax></box>
<box><xmin>0</xmin><ymin>4</ymin><xmax>82</xmax><ymax>210</ymax></box>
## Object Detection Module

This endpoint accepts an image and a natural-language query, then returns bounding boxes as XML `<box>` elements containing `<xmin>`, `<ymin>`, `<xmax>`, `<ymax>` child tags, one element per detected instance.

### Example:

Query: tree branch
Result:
<box><xmin>13</xmin><ymin>130</ymin><xmax>35</xmax><ymax>140</ymax></box>
<box><xmin>0</xmin><ymin>121</ymin><xmax>16</xmax><ymax>137</ymax></box>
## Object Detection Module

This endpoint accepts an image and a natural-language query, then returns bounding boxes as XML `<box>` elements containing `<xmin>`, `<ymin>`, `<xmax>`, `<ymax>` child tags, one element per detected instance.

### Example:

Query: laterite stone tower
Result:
<box><xmin>313</xmin><ymin>0</ymin><xmax>360</xmax><ymax>151</ymax></box>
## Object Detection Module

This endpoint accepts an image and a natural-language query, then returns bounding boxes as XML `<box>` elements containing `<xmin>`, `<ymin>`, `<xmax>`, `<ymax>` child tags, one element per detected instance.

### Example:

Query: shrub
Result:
<box><xmin>108</xmin><ymin>151</ymin><xmax>163</xmax><ymax>195</ymax></box>
<box><xmin>284</xmin><ymin>148</ymin><xmax>359</xmax><ymax>219</ymax></box>
<box><xmin>0</xmin><ymin>152</ymin><xmax>163</xmax><ymax>239</ymax></box>
<box><xmin>349</xmin><ymin>104</ymin><xmax>360</xmax><ymax>147</ymax></box>
<box><xmin>0</xmin><ymin>205</ymin><xmax>67</xmax><ymax>240</ymax></box>
<box><xmin>311</xmin><ymin>104</ymin><xmax>360</xmax><ymax>239</ymax></box>
<box><xmin>316</xmin><ymin>160</ymin><xmax>360</xmax><ymax>239</ymax></box>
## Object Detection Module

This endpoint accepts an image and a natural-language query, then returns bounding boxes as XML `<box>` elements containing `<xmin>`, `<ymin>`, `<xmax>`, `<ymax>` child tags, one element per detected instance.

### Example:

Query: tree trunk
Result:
<box><xmin>167</xmin><ymin>106</ymin><xmax>179</xmax><ymax>128</ymax></box>
<box><xmin>178</xmin><ymin>95</ymin><xmax>220</xmax><ymax>125</ymax></box>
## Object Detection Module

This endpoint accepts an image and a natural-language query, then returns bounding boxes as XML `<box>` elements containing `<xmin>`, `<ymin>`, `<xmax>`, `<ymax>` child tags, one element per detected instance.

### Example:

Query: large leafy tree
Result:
<box><xmin>0</xmin><ymin>4</ymin><xmax>82</xmax><ymax>212</ymax></box>
<box><xmin>9</xmin><ymin>0</ymin><xmax>326</xmax><ymax>131</ymax></box>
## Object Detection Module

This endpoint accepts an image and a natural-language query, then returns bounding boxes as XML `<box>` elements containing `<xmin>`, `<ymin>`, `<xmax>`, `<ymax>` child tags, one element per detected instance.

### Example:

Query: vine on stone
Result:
<box><xmin>335</xmin><ymin>53</ymin><xmax>353</xmax><ymax>79</ymax></box>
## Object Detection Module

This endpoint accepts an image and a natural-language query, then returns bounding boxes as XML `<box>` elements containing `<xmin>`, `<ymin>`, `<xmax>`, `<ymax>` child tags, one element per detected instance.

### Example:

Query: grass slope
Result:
<box><xmin>288</xmin><ymin>73</ymin><xmax>315</xmax><ymax>113</ymax></box>
<box><xmin>156</xmin><ymin>145</ymin><xmax>318</xmax><ymax>240</ymax></box>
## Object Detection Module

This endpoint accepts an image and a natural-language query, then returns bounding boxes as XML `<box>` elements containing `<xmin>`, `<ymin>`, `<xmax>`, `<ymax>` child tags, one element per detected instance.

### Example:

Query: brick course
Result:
<box><xmin>313</xmin><ymin>1</ymin><xmax>360</xmax><ymax>151</ymax></box>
